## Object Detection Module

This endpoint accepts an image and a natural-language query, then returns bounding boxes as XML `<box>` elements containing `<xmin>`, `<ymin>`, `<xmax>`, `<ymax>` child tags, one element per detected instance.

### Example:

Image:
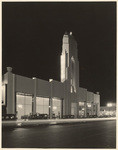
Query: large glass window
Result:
<box><xmin>78</xmin><ymin>102</ymin><xmax>85</xmax><ymax>117</ymax></box>
<box><xmin>79</xmin><ymin>110</ymin><xmax>85</xmax><ymax>116</ymax></box>
<box><xmin>16</xmin><ymin>94</ymin><xmax>32</xmax><ymax>119</ymax></box>
<box><xmin>71</xmin><ymin>103</ymin><xmax>76</xmax><ymax>116</ymax></box>
<box><xmin>79</xmin><ymin>102</ymin><xmax>84</xmax><ymax>106</ymax></box>
<box><xmin>36</xmin><ymin>97</ymin><xmax>49</xmax><ymax>114</ymax></box>
<box><xmin>87</xmin><ymin>103</ymin><xmax>92</xmax><ymax>116</ymax></box>
<box><xmin>52</xmin><ymin>98</ymin><xmax>62</xmax><ymax>118</ymax></box>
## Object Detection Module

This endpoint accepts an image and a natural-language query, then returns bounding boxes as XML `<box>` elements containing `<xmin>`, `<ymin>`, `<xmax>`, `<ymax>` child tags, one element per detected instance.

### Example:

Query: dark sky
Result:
<box><xmin>2</xmin><ymin>2</ymin><xmax>116</xmax><ymax>106</ymax></box>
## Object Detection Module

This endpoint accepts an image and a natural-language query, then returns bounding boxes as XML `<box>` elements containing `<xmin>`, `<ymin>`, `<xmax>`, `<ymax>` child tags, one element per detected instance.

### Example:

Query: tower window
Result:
<box><xmin>66</xmin><ymin>52</ymin><xmax>68</xmax><ymax>67</ymax></box>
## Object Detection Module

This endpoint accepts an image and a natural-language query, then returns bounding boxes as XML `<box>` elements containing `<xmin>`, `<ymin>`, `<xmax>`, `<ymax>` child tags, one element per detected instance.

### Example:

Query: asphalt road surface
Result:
<box><xmin>2</xmin><ymin>120</ymin><xmax>116</xmax><ymax>148</ymax></box>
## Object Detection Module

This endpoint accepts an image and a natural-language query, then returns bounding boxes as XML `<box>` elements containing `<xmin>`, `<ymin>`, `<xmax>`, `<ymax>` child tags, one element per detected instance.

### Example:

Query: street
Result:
<box><xmin>2</xmin><ymin>120</ymin><xmax>116</xmax><ymax>148</ymax></box>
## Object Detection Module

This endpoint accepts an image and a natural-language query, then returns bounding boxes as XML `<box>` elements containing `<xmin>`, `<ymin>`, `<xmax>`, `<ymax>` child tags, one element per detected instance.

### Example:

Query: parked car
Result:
<box><xmin>63</xmin><ymin>115</ymin><xmax>74</xmax><ymax>119</ymax></box>
<box><xmin>27</xmin><ymin>113</ymin><xmax>49</xmax><ymax>120</ymax></box>
<box><xmin>2</xmin><ymin>114</ymin><xmax>17</xmax><ymax>121</ymax></box>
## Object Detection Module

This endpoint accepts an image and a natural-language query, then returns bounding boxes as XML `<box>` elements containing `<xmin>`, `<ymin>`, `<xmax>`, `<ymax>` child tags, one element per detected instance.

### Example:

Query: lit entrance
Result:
<box><xmin>16</xmin><ymin>94</ymin><xmax>32</xmax><ymax>120</ymax></box>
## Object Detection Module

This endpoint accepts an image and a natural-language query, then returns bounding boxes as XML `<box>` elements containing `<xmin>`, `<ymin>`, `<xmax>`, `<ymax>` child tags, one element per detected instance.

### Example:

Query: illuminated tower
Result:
<box><xmin>60</xmin><ymin>32</ymin><xmax>79</xmax><ymax>116</ymax></box>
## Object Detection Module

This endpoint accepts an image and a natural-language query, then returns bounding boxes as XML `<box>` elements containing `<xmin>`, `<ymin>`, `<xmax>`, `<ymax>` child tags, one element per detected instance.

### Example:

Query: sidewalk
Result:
<box><xmin>2</xmin><ymin>117</ymin><xmax>116</xmax><ymax>127</ymax></box>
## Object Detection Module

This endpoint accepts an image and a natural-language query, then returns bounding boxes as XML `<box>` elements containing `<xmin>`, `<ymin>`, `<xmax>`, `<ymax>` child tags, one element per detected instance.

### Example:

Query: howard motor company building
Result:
<box><xmin>2</xmin><ymin>32</ymin><xmax>100</xmax><ymax>119</ymax></box>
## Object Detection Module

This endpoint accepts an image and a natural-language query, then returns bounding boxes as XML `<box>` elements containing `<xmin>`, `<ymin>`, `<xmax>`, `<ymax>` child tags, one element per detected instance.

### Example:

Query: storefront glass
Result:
<box><xmin>36</xmin><ymin>97</ymin><xmax>49</xmax><ymax>114</ymax></box>
<box><xmin>87</xmin><ymin>102</ymin><xmax>92</xmax><ymax>116</ymax></box>
<box><xmin>52</xmin><ymin>98</ymin><xmax>61</xmax><ymax>118</ymax></box>
<box><xmin>78</xmin><ymin>102</ymin><xmax>85</xmax><ymax>117</ymax></box>
<box><xmin>71</xmin><ymin>103</ymin><xmax>77</xmax><ymax>116</ymax></box>
<box><xmin>16</xmin><ymin>94</ymin><xmax>32</xmax><ymax>119</ymax></box>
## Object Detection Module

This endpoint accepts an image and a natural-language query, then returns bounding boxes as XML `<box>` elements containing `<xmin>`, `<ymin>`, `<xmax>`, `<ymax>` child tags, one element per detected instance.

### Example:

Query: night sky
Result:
<box><xmin>2</xmin><ymin>2</ymin><xmax>116</xmax><ymax>106</ymax></box>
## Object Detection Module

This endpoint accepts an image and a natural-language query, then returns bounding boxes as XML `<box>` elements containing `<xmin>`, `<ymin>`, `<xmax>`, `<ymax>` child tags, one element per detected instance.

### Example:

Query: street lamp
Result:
<box><xmin>107</xmin><ymin>103</ymin><xmax>112</xmax><ymax>116</ymax></box>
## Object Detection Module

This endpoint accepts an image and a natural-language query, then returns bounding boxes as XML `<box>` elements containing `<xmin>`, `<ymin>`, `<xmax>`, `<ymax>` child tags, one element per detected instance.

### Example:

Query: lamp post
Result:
<box><xmin>49</xmin><ymin>79</ymin><xmax>53</xmax><ymax>119</ymax></box>
<box><xmin>107</xmin><ymin>103</ymin><xmax>112</xmax><ymax>116</ymax></box>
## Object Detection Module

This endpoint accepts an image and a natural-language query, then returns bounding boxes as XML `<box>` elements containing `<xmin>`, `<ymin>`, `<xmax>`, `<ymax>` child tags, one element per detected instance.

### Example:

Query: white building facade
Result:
<box><xmin>2</xmin><ymin>32</ymin><xmax>100</xmax><ymax>119</ymax></box>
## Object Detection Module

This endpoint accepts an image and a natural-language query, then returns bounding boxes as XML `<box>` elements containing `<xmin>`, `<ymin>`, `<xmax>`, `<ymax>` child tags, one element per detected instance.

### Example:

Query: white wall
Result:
<box><xmin>16</xmin><ymin>75</ymin><xmax>34</xmax><ymax>94</ymax></box>
<box><xmin>51</xmin><ymin>80</ymin><xmax>64</xmax><ymax>99</ymax></box>
<box><xmin>94</xmin><ymin>94</ymin><xmax>100</xmax><ymax>104</ymax></box>
<box><xmin>78</xmin><ymin>87</ymin><xmax>87</xmax><ymax>102</ymax></box>
<box><xmin>37</xmin><ymin>79</ymin><xmax>51</xmax><ymax>97</ymax></box>
<box><xmin>87</xmin><ymin>91</ymin><xmax>94</xmax><ymax>102</ymax></box>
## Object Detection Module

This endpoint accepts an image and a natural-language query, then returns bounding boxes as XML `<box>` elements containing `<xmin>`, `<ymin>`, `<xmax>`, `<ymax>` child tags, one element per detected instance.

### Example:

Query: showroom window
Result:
<box><xmin>36</xmin><ymin>97</ymin><xmax>49</xmax><ymax>114</ymax></box>
<box><xmin>16</xmin><ymin>94</ymin><xmax>32</xmax><ymax>119</ymax></box>
<box><xmin>52</xmin><ymin>98</ymin><xmax>62</xmax><ymax>118</ymax></box>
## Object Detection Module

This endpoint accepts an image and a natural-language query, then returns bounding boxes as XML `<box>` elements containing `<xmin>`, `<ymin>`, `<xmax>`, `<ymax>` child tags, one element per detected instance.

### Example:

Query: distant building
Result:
<box><xmin>100</xmin><ymin>103</ymin><xmax>116</xmax><ymax>117</ymax></box>
<box><xmin>2</xmin><ymin>32</ymin><xmax>100</xmax><ymax>119</ymax></box>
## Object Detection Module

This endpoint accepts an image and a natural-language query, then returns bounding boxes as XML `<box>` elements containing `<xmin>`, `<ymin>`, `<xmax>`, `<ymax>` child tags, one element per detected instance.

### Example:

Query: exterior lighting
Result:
<box><xmin>17</xmin><ymin>123</ymin><xmax>22</xmax><ymax>126</ymax></box>
<box><xmin>70</xmin><ymin>32</ymin><xmax>72</xmax><ymax>35</ymax></box>
<box><xmin>87</xmin><ymin>104</ymin><xmax>91</xmax><ymax>108</ymax></box>
<box><xmin>18</xmin><ymin>105</ymin><xmax>23</xmax><ymax>108</ymax></box>
<box><xmin>49</xmin><ymin>79</ymin><xmax>53</xmax><ymax>82</ymax></box>
<box><xmin>53</xmin><ymin>106</ymin><xmax>57</xmax><ymax>110</ymax></box>
<box><xmin>79</xmin><ymin>102</ymin><xmax>84</xmax><ymax>106</ymax></box>
<box><xmin>107</xmin><ymin>103</ymin><xmax>112</xmax><ymax>107</ymax></box>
